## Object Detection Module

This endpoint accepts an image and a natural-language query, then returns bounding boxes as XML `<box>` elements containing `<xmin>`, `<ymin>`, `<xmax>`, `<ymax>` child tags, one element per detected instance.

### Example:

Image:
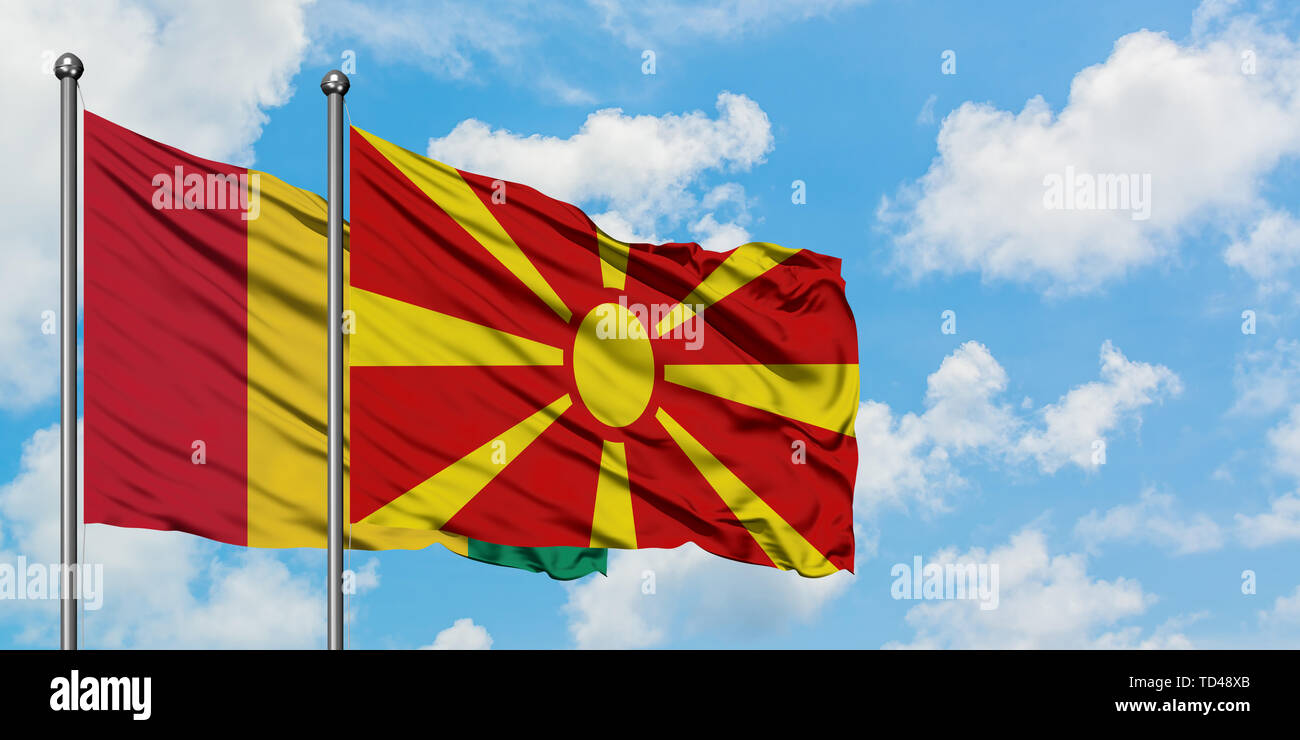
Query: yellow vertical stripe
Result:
<box><xmin>590</xmin><ymin>441</ymin><xmax>636</xmax><ymax>548</ymax></box>
<box><xmin>655</xmin><ymin>408</ymin><xmax>838</xmax><ymax>577</ymax></box>
<box><xmin>244</xmin><ymin>170</ymin><xmax>468</xmax><ymax>552</ymax></box>
<box><xmin>245</xmin><ymin>173</ymin><xmax>332</xmax><ymax>548</ymax></box>
<box><xmin>354</xmin><ymin>127</ymin><xmax>572</xmax><ymax>323</ymax></box>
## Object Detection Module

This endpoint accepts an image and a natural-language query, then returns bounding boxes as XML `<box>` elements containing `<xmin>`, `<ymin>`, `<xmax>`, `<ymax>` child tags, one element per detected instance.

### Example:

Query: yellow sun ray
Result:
<box><xmin>355</xmin><ymin>127</ymin><xmax>572</xmax><ymax>323</ymax></box>
<box><xmin>597</xmin><ymin>229</ymin><xmax>631</xmax><ymax>290</ymax></box>
<box><xmin>360</xmin><ymin>394</ymin><xmax>574</xmax><ymax>531</ymax></box>
<box><xmin>655</xmin><ymin>241</ymin><xmax>799</xmax><ymax>338</ymax></box>
<box><xmin>663</xmin><ymin>363</ymin><xmax>858</xmax><ymax>436</ymax></box>
<box><xmin>590</xmin><ymin>440</ymin><xmax>636</xmax><ymax>548</ymax></box>
<box><xmin>350</xmin><ymin>287</ymin><xmax>563</xmax><ymax>367</ymax></box>
<box><xmin>655</xmin><ymin>408</ymin><xmax>838</xmax><ymax>577</ymax></box>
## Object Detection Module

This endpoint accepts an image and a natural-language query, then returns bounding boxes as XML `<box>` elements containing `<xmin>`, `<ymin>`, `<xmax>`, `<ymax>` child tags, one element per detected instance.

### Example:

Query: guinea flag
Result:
<box><xmin>82</xmin><ymin>112</ymin><xmax>605</xmax><ymax>580</ymax></box>
<box><xmin>349</xmin><ymin>127</ymin><xmax>858</xmax><ymax>576</ymax></box>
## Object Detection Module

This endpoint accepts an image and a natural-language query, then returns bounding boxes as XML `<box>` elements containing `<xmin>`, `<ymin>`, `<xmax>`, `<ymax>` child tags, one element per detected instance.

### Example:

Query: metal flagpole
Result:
<box><xmin>321</xmin><ymin>69</ymin><xmax>350</xmax><ymax>651</ymax></box>
<box><xmin>54</xmin><ymin>52</ymin><xmax>83</xmax><ymax>652</ymax></box>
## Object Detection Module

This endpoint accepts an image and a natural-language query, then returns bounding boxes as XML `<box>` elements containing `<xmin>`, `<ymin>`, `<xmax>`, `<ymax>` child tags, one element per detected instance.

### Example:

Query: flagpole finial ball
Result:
<box><xmin>53</xmin><ymin>53</ymin><xmax>84</xmax><ymax>80</ymax></box>
<box><xmin>320</xmin><ymin>70</ymin><xmax>350</xmax><ymax>96</ymax></box>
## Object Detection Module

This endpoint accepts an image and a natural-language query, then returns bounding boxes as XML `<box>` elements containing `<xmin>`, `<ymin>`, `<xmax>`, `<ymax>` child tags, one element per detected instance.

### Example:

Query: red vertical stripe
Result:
<box><xmin>83</xmin><ymin>112</ymin><xmax>249</xmax><ymax>546</ymax></box>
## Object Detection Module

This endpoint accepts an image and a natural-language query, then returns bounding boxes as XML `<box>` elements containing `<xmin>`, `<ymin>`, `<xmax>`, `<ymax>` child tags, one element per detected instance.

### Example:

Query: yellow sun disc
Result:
<box><xmin>573</xmin><ymin>302</ymin><xmax>655</xmax><ymax>427</ymax></box>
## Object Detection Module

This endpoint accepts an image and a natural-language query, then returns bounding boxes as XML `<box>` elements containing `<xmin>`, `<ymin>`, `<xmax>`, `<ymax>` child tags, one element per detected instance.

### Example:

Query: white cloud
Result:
<box><xmin>853</xmin><ymin>399</ymin><xmax>958</xmax><ymax>514</ymax></box>
<box><xmin>1092</xmin><ymin>613</ymin><xmax>1202</xmax><ymax>650</ymax></box>
<box><xmin>563</xmin><ymin>543</ymin><xmax>852</xmax><ymax>649</ymax></box>
<box><xmin>350</xmin><ymin>557</ymin><xmax>381</xmax><ymax>593</ymax></box>
<box><xmin>427</xmin><ymin>92</ymin><xmax>773</xmax><ymax>240</ymax></box>
<box><xmin>1224</xmin><ymin>210</ymin><xmax>1300</xmax><ymax>296</ymax></box>
<box><xmin>1228</xmin><ymin>408</ymin><xmax>1300</xmax><ymax>547</ymax></box>
<box><xmin>879</xmin><ymin>10</ymin><xmax>1300</xmax><ymax>294</ymax></box>
<box><xmin>1075</xmin><ymin>488</ymin><xmax>1224</xmax><ymax>555</ymax></box>
<box><xmin>916</xmin><ymin>93</ymin><xmax>938</xmax><ymax>126</ymax></box>
<box><xmin>539</xmin><ymin>75</ymin><xmax>599</xmax><ymax>106</ymax></box>
<box><xmin>886</xmin><ymin>529</ymin><xmax>1184</xmax><ymax>649</ymax></box>
<box><xmin>588</xmin><ymin>0</ymin><xmax>869</xmax><ymax>46</ymax></box>
<box><xmin>152</xmin><ymin>551</ymin><xmax>324</xmax><ymax>649</ymax></box>
<box><xmin>0</xmin><ymin>423</ymin><xmax>325</xmax><ymax>648</ymax></box>
<box><xmin>1235</xmin><ymin>492</ymin><xmax>1300</xmax><ymax>547</ymax></box>
<box><xmin>1</xmin><ymin>0</ymin><xmax>313</xmax><ymax>410</ymax></box>
<box><xmin>1266</xmin><ymin>405</ymin><xmax>1300</xmax><ymax>479</ymax></box>
<box><xmin>921</xmin><ymin>341</ymin><xmax>1018</xmax><ymax>452</ymax></box>
<box><xmin>855</xmin><ymin>342</ymin><xmax>1014</xmax><ymax>516</ymax></box>
<box><xmin>310</xmin><ymin>0</ymin><xmax>526</xmax><ymax>80</ymax></box>
<box><xmin>1231</xmin><ymin>339</ymin><xmax>1300</xmax><ymax>416</ymax></box>
<box><xmin>857</xmin><ymin>341</ymin><xmax>1180</xmax><ymax>515</ymax></box>
<box><xmin>689</xmin><ymin>212</ymin><xmax>753</xmax><ymax>253</ymax></box>
<box><xmin>309</xmin><ymin>2</ymin><xmax>612</xmax><ymax>108</ymax></box>
<box><xmin>421</xmin><ymin>618</ymin><xmax>493</xmax><ymax>650</ymax></box>
<box><xmin>313</xmin><ymin>1</ymin><xmax>870</xmax><ymax>82</ymax></box>
<box><xmin>1015</xmin><ymin>341</ymin><xmax>1182</xmax><ymax>473</ymax></box>
<box><xmin>1259</xmin><ymin>585</ymin><xmax>1300</xmax><ymax>627</ymax></box>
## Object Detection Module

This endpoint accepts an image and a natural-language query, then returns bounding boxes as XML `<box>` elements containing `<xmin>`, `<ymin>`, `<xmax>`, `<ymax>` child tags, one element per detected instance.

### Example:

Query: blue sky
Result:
<box><xmin>3</xmin><ymin>0</ymin><xmax>1300</xmax><ymax>648</ymax></box>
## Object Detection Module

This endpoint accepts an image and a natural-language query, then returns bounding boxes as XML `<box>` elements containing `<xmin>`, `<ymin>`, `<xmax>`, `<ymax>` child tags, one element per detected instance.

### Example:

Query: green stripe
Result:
<box><xmin>467</xmin><ymin>540</ymin><xmax>607</xmax><ymax>580</ymax></box>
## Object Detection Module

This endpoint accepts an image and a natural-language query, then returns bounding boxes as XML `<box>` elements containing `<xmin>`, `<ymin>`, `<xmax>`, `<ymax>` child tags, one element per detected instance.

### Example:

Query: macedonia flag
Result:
<box><xmin>82</xmin><ymin>112</ymin><xmax>604</xmax><ymax>579</ymax></box>
<box><xmin>349</xmin><ymin>128</ymin><xmax>858</xmax><ymax>576</ymax></box>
